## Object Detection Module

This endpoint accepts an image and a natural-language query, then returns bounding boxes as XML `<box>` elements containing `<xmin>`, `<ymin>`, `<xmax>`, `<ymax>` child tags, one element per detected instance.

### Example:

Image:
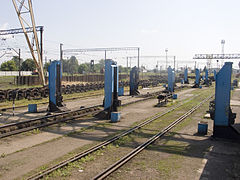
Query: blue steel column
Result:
<box><xmin>173</xmin><ymin>68</ymin><xmax>175</xmax><ymax>88</ymax></box>
<box><xmin>104</xmin><ymin>59</ymin><xmax>118</xmax><ymax>111</ymax></box>
<box><xmin>214</xmin><ymin>62</ymin><xmax>232</xmax><ymax>126</ymax></box>
<box><xmin>205</xmin><ymin>69</ymin><xmax>208</xmax><ymax>80</ymax></box>
<box><xmin>213</xmin><ymin>70</ymin><xmax>216</xmax><ymax>80</ymax></box>
<box><xmin>184</xmin><ymin>68</ymin><xmax>188</xmax><ymax>83</ymax></box>
<box><xmin>104</xmin><ymin>60</ymin><xmax>114</xmax><ymax>110</ymax></box>
<box><xmin>130</xmin><ymin>69</ymin><xmax>134</xmax><ymax>95</ymax></box>
<box><xmin>195</xmin><ymin>68</ymin><xmax>200</xmax><ymax>85</ymax></box>
<box><xmin>168</xmin><ymin>66</ymin><xmax>174</xmax><ymax>92</ymax></box>
<box><xmin>48</xmin><ymin>60</ymin><xmax>61</xmax><ymax>106</ymax></box>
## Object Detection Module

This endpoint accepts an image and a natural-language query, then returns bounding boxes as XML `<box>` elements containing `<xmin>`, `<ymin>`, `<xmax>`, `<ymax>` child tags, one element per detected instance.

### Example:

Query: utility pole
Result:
<box><xmin>18</xmin><ymin>48</ymin><xmax>21</xmax><ymax>85</ymax></box>
<box><xmin>126</xmin><ymin>57</ymin><xmax>129</xmax><ymax>78</ymax></box>
<box><xmin>221</xmin><ymin>40</ymin><xmax>225</xmax><ymax>67</ymax></box>
<box><xmin>7</xmin><ymin>48</ymin><xmax>21</xmax><ymax>85</ymax></box>
<box><xmin>40</xmin><ymin>26</ymin><xmax>43</xmax><ymax>66</ymax></box>
<box><xmin>60</xmin><ymin>43</ymin><xmax>63</xmax><ymax>62</ymax></box>
<box><xmin>173</xmin><ymin>56</ymin><xmax>176</xmax><ymax>71</ymax></box>
<box><xmin>137</xmin><ymin>47</ymin><xmax>140</xmax><ymax>71</ymax></box>
<box><xmin>165</xmin><ymin>48</ymin><xmax>168</xmax><ymax>70</ymax></box>
<box><xmin>60</xmin><ymin>43</ymin><xmax>63</xmax><ymax>73</ymax></box>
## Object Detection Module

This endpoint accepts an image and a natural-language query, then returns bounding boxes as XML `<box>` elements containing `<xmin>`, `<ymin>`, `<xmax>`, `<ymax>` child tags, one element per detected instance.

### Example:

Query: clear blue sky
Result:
<box><xmin>0</xmin><ymin>0</ymin><xmax>240</xmax><ymax>69</ymax></box>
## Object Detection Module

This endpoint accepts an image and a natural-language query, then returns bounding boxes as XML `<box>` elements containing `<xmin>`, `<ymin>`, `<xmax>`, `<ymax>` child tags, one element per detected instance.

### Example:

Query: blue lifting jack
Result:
<box><xmin>48</xmin><ymin>60</ymin><xmax>65</xmax><ymax>112</ymax></box>
<box><xmin>100</xmin><ymin>59</ymin><xmax>121</xmax><ymax>121</ymax></box>
<box><xmin>167</xmin><ymin>66</ymin><xmax>175</xmax><ymax>93</ymax></box>
<box><xmin>130</xmin><ymin>66</ymin><xmax>140</xmax><ymax>96</ymax></box>
<box><xmin>184</xmin><ymin>68</ymin><xmax>189</xmax><ymax>84</ymax></box>
<box><xmin>213</xmin><ymin>70</ymin><xmax>217</xmax><ymax>81</ymax></box>
<box><xmin>208</xmin><ymin>62</ymin><xmax>239</xmax><ymax>139</ymax></box>
<box><xmin>203</xmin><ymin>69</ymin><xmax>212</xmax><ymax>86</ymax></box>
<box><xmin>192</xmin><ymin>68</ymin><xmax>201</xmax><ymax>88</ymax></box>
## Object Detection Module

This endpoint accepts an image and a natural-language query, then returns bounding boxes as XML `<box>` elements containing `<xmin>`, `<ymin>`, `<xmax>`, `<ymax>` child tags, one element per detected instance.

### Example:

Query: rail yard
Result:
<box><xmin>1</xmin><ymin>1</ymin><xmax>240</xmax><ymax>180</ymax></box>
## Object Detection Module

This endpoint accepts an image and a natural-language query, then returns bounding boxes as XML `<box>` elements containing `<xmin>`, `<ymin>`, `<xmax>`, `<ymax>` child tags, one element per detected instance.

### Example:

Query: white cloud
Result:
<box><xmin>141</xmin><ymin>29</ymin><xmax>159</xmax><ymax>34</ymax></box>
<box><xmin>0</xmin><ymin>22</ymin><xmax>9</xmax><ymax>30</ymax></box>
<box><xmin>0</xmin><ymin>22</ymin><xmax>14</xmax><ymax>40</ymax></box>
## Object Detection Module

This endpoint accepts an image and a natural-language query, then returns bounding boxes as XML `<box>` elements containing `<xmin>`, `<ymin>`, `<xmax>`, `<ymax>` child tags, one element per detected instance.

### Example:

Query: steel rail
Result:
<box><xmin>0</xmin><ymin>109</ymin><xmax>102</xmax><ymax>139</ymax></box>
<box><xmin>93</xmin><ymin>94</ymin><xmax>213</xmax><ymax>180</ymax></box>
<box><xmin>0</xmin><ymin>89</ymin><xmax>167</xmax><ymax>139</ymax></box>
<box><xmin>0</xmin><ymin>105</ymin><xmax>101</xmax><ymax>130</ymax></box>
<box><xmin>0</xmin><ymin>92</ymin><xmax>103</xmax><ymax>111</ymax></box>
<box><xmin>0</xmin><ymin>106</ymin><xmax>101</xmax><ymax>139</ymax></box>
<box><xmin>26</xmin><ymin>92</ymin><xmax>200</xmax><ymax>180</ymax></box>
<box><xmin>0</xmin><ymin>85</ymin><xmax>145</xmax><ymax>111</ymax></box>
<box><xmin>0</xmin><ymin>83</ymin><xmax>163</xmax><ymax>111</ymax></box>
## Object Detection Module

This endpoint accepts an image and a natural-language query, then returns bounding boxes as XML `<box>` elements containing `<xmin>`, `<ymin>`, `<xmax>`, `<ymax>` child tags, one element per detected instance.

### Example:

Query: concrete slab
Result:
<box><xmin>230</xmin><ymin>100</ymin><xmax>240</xmax><ymax>106</ymax></box>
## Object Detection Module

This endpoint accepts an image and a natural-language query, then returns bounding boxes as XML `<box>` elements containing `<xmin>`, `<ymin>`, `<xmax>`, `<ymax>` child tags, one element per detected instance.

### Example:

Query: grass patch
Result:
<box><xmin>157</xmin><ymin>151</ymin><xmax>183</xmax><ymax>179</ymax></box>
<box><xmin>24</xmin><ymin>87</ymin><xmax>213</xmax><ymax>179</ymax></box>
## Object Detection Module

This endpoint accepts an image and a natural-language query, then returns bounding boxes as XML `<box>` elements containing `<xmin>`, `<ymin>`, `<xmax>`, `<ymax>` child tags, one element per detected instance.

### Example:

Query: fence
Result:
<box><xmin>16</xmin><ymin>74</ymin><xmax>130</xmax><ymax>86</ymax></box>
<box><xmin>0</xmin><ymin>71</ymin><xmax>32</xmax><ymax>76</ymax></box>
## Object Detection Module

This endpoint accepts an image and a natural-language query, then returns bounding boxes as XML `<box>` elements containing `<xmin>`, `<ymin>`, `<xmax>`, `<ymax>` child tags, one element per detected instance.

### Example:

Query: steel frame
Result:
<box><xmin>0</xmin><ymin>26</ymin><xmax>43</xmax><ymax>36</ymax></box>
<box><xmin>63</xmin><ymin>47</ymin><xmax>140</xmax><ymax>69</ymax></box>
<box><xmin>194</xmin><ymin>54</ymin><xmax>240</xmax><ymax>59</ymax></box>
<box><xmin>126</xmin><ymin>55</ymin><xmax>176</xmax><ymax>70</ymax></box>
<box><xmin>12</xmin><ymin>0</ymin><xmax>45</xmax><ymax>86</ymax></box>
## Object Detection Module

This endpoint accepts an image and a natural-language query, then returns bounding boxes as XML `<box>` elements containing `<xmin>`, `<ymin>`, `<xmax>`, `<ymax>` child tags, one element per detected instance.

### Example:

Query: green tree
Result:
<box><xmin>21</xmin><ymin>58</ymin><xmax>36</xmax><ymax>71</ymax></box>
<box><xmin>68</xmin><ymin>56</ymin><xmax>78</xmax><ymax>75</ymax></box>
<box><xmin>12</xmin><ymin>56</ymin><xmax>23</xmax><ymax>70</ymax></box>
<box><xmin>78</xmin><ymin>63</ymin><xmax>89</xmax><ymax>74</ymax></box>
<box><xmin>44</xmin><ymin>62</ymin><xmax>50</xmax><ymax>71</ymax></box>
<box><xmin>62</xmin><ymin>59</ymin><xmax>69</xmax><ymax>73</ymax></box>
<box><xmin>94</xmin><ymin>59</ymin><xmax>105</xmax><ymax>73</ymax></box>
<box><xmin>0</xmin><ymin>60</ymin><xmax>18</xmax><ymax>71</ymax></box>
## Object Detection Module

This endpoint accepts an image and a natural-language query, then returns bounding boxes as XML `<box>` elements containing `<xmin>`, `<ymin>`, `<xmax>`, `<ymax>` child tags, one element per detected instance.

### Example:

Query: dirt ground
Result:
<box><xmin>103</xmin><ymin>88</ymin><xmax>240</xmax><ymax>180</ymax></box>
<box><xmin>52</xmin><ymin>89</ymin><xmax>214</xmax><ymax>180</ymax></box>
<box><xmin>42</xmin><ymin>87</ymin><xmax>240</xmax><ymax>180</ymax></box>
<box><xmin>0</xmin><ymin>86</ymin><xmax>197</xmax><ymax>180</ymax></box>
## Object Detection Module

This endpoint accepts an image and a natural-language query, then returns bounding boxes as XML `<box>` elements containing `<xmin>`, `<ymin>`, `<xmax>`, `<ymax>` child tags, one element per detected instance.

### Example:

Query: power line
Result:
<box><xmin>0</xmin><ymin>26</ymin><xmax>43</xmax><ymax>36</ymax></box>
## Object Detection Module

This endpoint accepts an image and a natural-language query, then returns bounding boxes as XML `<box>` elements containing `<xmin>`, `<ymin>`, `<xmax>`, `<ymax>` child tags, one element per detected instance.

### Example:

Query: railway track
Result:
<box><xmin>0</xmin><ymin>91</ymin><xmax>103</xmax><ymax>111</ymax></box>
<box><xmin>93</xmin><ymin>94</ymin><xmax>213</xmax><ymax>180</ymax></box>
<box><xmin>26</xmin><ymin>91</ymin><xmax>209</xmax><ymax>180</ymax></box>
<box><xmin>0</xmin><ymin>88</ymin><xmax>173</xmax><ymax>139</ymax></box>
<box><xmin>0</xmin><ymin>105</ymin><xmax>102</xmax><ymax>139</ymax></box>
<box><xmin>0</xmin><ymin>83</ymin><xmax>165</xmax><ymax>112</ymax></box>
<box><xmin>0</xmin><ymin>79</ymin><xmax>165</xmax><ymax>103</ymax></box>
